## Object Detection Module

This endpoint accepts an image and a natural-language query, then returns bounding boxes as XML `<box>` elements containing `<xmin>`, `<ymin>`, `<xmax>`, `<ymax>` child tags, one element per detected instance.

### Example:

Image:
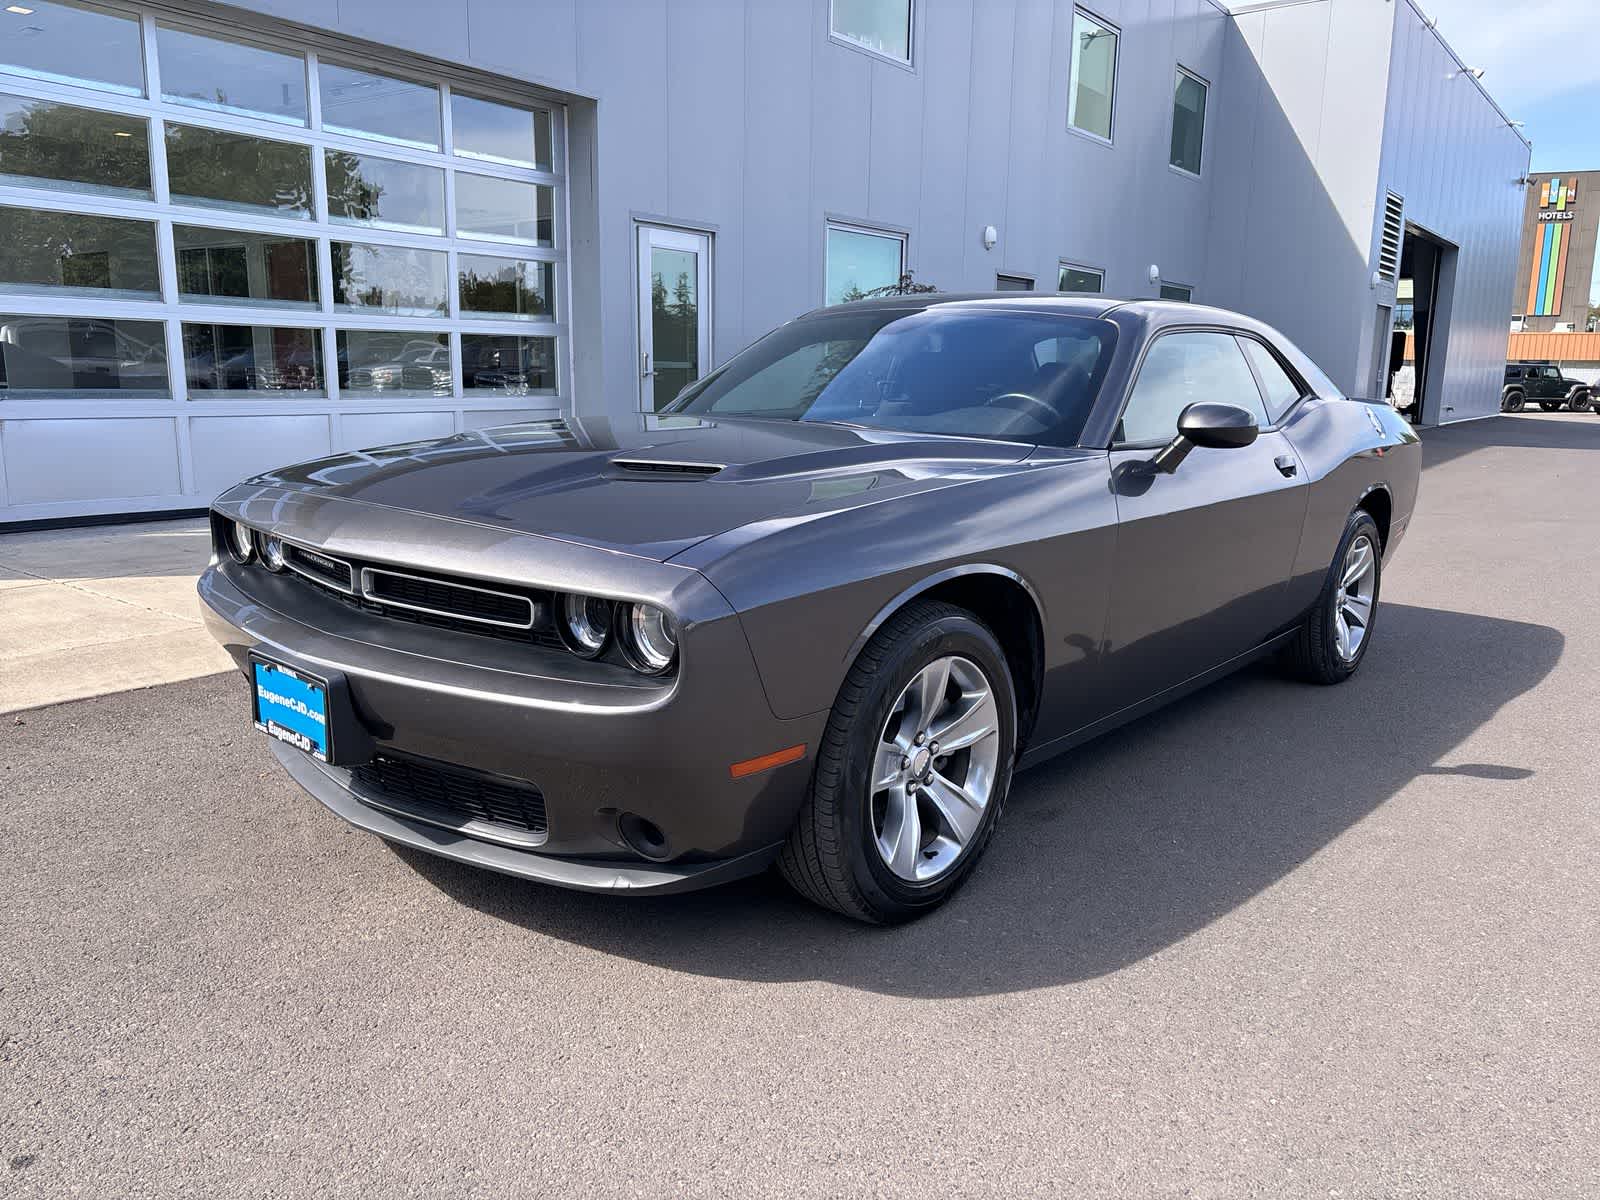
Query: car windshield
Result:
<box><xmin>666</xmin><ymin>306</ymin><xmax>1117</xmax><ymax>446</ymax></box>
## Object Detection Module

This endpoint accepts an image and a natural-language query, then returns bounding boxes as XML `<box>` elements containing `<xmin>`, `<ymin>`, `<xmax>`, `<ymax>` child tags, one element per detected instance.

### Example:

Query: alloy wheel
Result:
<box><xmin>1334</xmin><ymin>534</ymin><xmax>1377</xmax><ymax>663</ymax></box>
<box><xmin>869</xmin><ymin>655</ymin><xmax>1002</xmax><ymax>883</ymax></box>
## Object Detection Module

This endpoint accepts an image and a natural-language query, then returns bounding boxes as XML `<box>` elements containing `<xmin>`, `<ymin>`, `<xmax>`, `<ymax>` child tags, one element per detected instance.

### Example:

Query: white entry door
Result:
<box><xmin>637</xmin><ymin>224</ymin><xmax>712</xmax><ymax>410</ymax></box>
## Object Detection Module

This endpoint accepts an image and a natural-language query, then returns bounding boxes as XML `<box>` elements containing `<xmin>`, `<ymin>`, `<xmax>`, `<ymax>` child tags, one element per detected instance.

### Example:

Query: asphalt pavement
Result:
<box><xmin>4</xmin><ymin>414</ymin><xmax>1599</xmax><ymax>1197</ymax></box>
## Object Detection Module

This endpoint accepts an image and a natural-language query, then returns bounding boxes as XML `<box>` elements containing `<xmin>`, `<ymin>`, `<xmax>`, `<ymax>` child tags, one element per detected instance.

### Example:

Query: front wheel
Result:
<box><xmin>1284</xmin><ymin>510</ymin><xmax>1382</xmax><ymax>685</ymax></box>
<box><xmin>778</xmin><ymin>600</ymin><xmax>1017</xmax><ymax>923</ymax></box>
<box><xmin>1570</xmin><ymin>392</ymin><xmax>1594</xmax><ymax>413</ymax></box>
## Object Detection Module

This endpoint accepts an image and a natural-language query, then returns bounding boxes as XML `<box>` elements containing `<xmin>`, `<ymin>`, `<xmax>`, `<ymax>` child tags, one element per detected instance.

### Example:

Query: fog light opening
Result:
<box><xmin>618</xmin><ymin>812</ymin><xmax>672</xmax><ymax>862</ymax></box>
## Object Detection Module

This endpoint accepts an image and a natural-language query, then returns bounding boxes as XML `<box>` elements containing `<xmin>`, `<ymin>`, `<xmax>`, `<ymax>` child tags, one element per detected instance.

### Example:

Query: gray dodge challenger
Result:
<box><xmin>200</xmin><ymin>295</ymin><xmax>1420</xmax><ymax>923</ymax></box>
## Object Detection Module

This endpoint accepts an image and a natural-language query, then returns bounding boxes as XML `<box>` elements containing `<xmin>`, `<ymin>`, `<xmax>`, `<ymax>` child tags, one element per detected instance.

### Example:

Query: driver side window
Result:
<box><xmin>1116</xmin><ymin>331</ymin><xmax>1268</xmax><ymax>445</ymax></box>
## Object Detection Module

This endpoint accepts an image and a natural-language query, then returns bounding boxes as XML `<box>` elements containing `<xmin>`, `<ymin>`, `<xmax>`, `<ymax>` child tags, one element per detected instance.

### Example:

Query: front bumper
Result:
<box><xmin>200</xmin><ymin>550</ymin><xmax>825</xmax><ymax>894</ymax></box>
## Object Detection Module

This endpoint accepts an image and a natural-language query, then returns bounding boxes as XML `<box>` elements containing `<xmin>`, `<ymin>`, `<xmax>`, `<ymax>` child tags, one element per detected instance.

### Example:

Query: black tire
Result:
<box><xmin>1540</xmin><ymin>400</ymin><xmax>1562</xmax><ymax>412</ymax></box>
<box><xmin>1284</xmin><ymin>510</ymin><xmax>1383</xmax><ymax>686</ymax></box>
<box><xmin>1502</xmin><ymin>390</ymin><xmax>1525</xmax><ymax>413</ymax></box>
<box><xmin>777</xmin><ymin>600</ymin><xmax>1017</xmax><ymax>924</ymax></box>
<box><xmin>1570</xmin><ymin>391</ymin><xmax>1593</xmax><ymax>413</ymax></box>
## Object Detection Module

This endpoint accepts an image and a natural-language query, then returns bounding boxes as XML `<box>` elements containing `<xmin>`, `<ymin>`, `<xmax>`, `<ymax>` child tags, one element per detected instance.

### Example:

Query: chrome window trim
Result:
<box><xmin>358</xmin><ymin>565</ymin><xmax>535</xmax><ymax>630</ymax></box>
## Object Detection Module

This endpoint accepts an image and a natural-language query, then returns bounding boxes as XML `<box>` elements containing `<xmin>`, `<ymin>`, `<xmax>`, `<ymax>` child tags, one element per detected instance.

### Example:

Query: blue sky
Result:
<box><xmin>1421</xmin><ymin>0</ymin><xmax>1597</xmax><ymax>172</ymax></box>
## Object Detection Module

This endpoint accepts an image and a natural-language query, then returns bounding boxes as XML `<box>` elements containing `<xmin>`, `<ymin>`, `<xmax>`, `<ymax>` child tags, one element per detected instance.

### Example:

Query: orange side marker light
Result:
<box><xmin>729</xmin><ymin>744</ymin><xmax>807</xmax><ymax>780</ymax></box>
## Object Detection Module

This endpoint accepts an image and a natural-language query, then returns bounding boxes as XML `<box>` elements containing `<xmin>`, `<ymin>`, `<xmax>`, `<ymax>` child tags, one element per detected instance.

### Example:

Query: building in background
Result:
<box><xmin>0</xmin><ymin>0</ymin><xmax>1530</xmax><ymax>524</ymax></box>
<box><xmin>1503</xmin><ymin>170</ymin><xmax>1600</xmax><ymax>386</ymax></box>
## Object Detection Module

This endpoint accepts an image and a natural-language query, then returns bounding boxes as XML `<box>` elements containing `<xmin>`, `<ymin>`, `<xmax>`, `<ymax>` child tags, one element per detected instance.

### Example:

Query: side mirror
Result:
<box><xmin>1151</xmin><ymin>402</ymin><xmax>1260</xmax><ymax>473</ymax></box>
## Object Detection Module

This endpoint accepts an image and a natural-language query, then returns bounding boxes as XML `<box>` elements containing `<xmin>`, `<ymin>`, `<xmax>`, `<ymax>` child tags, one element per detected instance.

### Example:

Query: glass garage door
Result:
<box><xmin>0</xmin><ymin>1</ymin><xmax>569</xmax><ymax>522</ymax></box>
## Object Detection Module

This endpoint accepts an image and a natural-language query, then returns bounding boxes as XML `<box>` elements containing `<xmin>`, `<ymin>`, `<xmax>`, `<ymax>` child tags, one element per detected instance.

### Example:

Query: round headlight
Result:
<box><xmin>259</xmin><ymin>533</ymin><xmax>286</xmax><ymax>572</ymax></box>
<box><xmin>620</xmin><ymin>603</ymin><xmax>677</xmax><ymax>674</ymax></box>
<box><xmin>228</xmin><ymin>520</ymin><xmax>254</xmax><ymax>564</ymax></box>
<box><xmin>558</xmin><ymin>593</ymin><xmax>613</xmax><ymax>658</ymax></box>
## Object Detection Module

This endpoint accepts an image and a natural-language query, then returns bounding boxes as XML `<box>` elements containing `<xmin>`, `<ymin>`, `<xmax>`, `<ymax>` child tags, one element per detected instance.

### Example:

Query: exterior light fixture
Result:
<box><xmin>1148</xmin><ymin>264</ymin><xmax>1161</xmax><ymax>286</ymax></box>
<box><xmin>5</xmin><ymin>6</ymin><xmax>36</xmax><ymax>14</ymax></box>
<box><xmin>981</xmin><ymin>225</ymin><xmax>998</xmax><ymax>250</ymax></box>
<box><xmin>1449</xmin><ymin>67</ymin><xmax>1484</xmax><ymax>80</ymax></box>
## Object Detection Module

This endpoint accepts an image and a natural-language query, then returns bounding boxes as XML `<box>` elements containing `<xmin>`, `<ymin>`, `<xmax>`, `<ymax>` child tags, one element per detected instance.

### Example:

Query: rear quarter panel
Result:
<box><xmin>1279</xmin><ymin>398</ymin><xmax>1420</xmax><ymax>613</ymax></box>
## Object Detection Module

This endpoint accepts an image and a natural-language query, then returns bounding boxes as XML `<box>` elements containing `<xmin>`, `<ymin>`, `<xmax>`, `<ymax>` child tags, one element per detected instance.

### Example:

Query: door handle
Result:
<box><xmin>1274</xmin><ymin>453</ymin><xmax>1298</xmax><ymax>478</ymax></box>
<box><xmin>640</xmin><ymin>350</ymin><xmax>656</xmax><ymax>379</ymax></box>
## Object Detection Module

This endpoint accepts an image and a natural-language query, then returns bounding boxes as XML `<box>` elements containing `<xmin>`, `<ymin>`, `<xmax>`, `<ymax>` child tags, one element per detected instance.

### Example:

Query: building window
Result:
<box><xmin>318</xmin><ymin>61</ymin><xmax>441</xmax><ymax>151</ymax></box>
<box><xmin>0</xmin><ymin>92</ymin><xmax>151</xmax><ymax>199</ymax></box>
<box><xmin>1068</xmin><ymin>10</ymin><xmax>1118</xmax><ymax>142</ymax></box>
<box><xmin>826</xmin><ymin>222</ymin><xmax>905</xmax><ymax>304</ymax></box>
<box><xmin>155</xmin><ymin>25</ymin><xmax>308</xmax><ymax>126</ymax></box>
<box><xmin>0</xmin><ymin>313</ymin><xmax>168</xmax><ymax>397</ymax></box>
<box><xmin>1170</xmin><ymin>67</ymin><xmax>1207</xmax><ymax>176</ymax></box>
<box><xmin>996</xmin><ymin>274</ymin><xmax>1034</xmax><ymax>291</ymax></box>
<box><xmin>1159</xmin><ymin>283</ymin><xmax>1193</xmax><ymax>302</ymax></box>
<box><xmin>830</xmin><ymin>0</ymin><xmax>913</xmax><ymax>65</ymax></box>
<box><xmin>0</xmin><ymin>0</ymin><xmax>144</xmax><ymax>96</ymax></box>
<box><xmin>0</xmin><ymin>206</ymin><xmax>159</xmax><ymax>299</ymax></box>
<box><xmin>1058</xmin><ymin>263</ymin><xmax>1104</xmax><ymax>293</ymax></box>
<box><xmin>0</xmin><ymin>1</ymin><xmax>566</xmax><ymax>417</ymax></box>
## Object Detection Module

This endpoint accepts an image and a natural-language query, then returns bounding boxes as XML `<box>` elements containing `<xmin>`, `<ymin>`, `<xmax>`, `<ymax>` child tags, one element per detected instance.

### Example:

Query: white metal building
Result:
<box><xmin>0</xmin><ymin>0</ymin><xmax>1530</xmax><ymax>525</ymax></box>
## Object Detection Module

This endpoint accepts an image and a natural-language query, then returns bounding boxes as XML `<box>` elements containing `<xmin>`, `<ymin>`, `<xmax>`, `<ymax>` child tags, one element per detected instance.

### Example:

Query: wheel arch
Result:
<box><xmin>1356</xmin><ymin>484</ymin><xmax>1393</xmax><ymax>549</ymax></box>
<box><xmin>846</xmin><ymin>565</ymin><xmax>1046</xmax><ymax>751</ymax></box>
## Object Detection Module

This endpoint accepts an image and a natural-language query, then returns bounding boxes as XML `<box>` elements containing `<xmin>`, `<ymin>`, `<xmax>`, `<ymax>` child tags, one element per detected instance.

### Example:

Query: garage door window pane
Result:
<box><xmin>458</xmin><ymin>253</ymin><xmax>553</xmax><ymax>319</ymax></box>
<box><xmin>183</xmin><ymin>322</ymin><xmax>323</xmax><ymax>397</ymax></box>
<box><xmin>1170</xmin><ymin>69</ymin><xmax>1207</xmax><ymax>175</ymax></box>
<box><xmin>325</xmin><ymin>150</ymin><xmax>444</xmax><ymax>234</ymax></box>
<box><xmin>831</xmin><ymin>0</ymin><xmax>912</xmax><ymax>63</ymax></box>
<box><xmin>165</xmin><ymin>124</ymin><xmax>312</xmax><ymax>218</ymax></box>
<box><xmin>0</xmin><ymin>207</ymin><xmax>159</xmax><ymax>299</ymax></box>
<box><xmin>451</xmin><ymin>92</ymin><xmax>550</xmax><ymax>169</ymax></box>
<box><xmin>455</xmin><ymin>173</ymin><xmax>550</xmax><ymax>244</ymax></box>
<box><xmin>156</xmin><ymin>25</ymin><xmax>307</xmax><ymax>125</ymax></box>
<box><xmin>318</xmin><ymin>61</ymin><xmax>440</xmax><ymax>150</ymax></box>
<box><xmin>826</xmin><ymin>225</ymin><xmax>903</xmax><ymax>304</ymax></box>
<box><xmin>1069</xmin><ymin>11</ymin><xmax>1117</xmax><ymax>141</ymax></box>
<box><xmin>337</xmin><ymin>329</ymin><xmax>450</xmax><ymax>396</ymax></box>
<box><xmin>462</xmin><ymin>333</ymin><xmax>555</xmax><ymax>395</ymax></box>
<box><xmin>331</xmin><ymin>241</ymin><xmax>447</xmax><ymax>316</ymax></box>
<box><xmin>0</xmin><ymin>93</ymin><xmax>150</xmax><ymax>198</ymax></box>
<box><xmin>0</xmin><ymin>0</ymin><xmax>144</xmax><ymax>96</ymax></box>
<box><xmin>1058</xmin><ymin>265</ymin><xmax>1103</xmax><ymax>293</ymax></box>
<box><xmin>174</xmin><ymin>225</ymin><xmax>317</xmax><ymax>308</ymax></box>
<box><xmin>0</xmin><ymin>313</ymin><xmax>167</xmax><ymax>397</ymax></box>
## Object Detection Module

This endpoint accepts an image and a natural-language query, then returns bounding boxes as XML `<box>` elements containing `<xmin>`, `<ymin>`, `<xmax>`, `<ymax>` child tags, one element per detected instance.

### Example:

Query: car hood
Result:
<box><xmin>250</xmin><ymin>415</ymin><xmax>1035</xmax><ymax>561</ymax></box>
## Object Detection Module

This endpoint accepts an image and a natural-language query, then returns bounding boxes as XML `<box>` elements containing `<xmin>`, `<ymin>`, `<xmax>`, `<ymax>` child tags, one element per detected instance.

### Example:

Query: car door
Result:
<box><xmin>1539</xmin><ymin>366</ymin><xmax>1562</xmax><ymax>402</ymax></box>
<box><xmin>1101</xmin><ymin>329</ymin><xmax>1309</xmax><ymax>711</ymax></box>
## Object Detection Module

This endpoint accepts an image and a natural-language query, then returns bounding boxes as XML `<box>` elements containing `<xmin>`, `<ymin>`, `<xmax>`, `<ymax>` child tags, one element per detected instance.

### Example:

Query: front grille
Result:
<box><xmin>351</xmin><ymin>751</ymin><xmax>548</xmax><ymax>838</ymax></box>
<box><xmin>284</xmin><ymin>542</ymin><xmax>353</xmax><ymax>591</ymax></box>
<box><xmin>363</xmin><ymin>568</ymin><xmax>535</xmax><ymax>629</ymax></box>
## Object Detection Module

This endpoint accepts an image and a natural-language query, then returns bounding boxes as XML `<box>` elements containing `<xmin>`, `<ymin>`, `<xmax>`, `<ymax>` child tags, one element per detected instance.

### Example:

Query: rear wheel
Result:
<box><xmin>778</xmin><ymin>600</ymin><xmax>1017</xmax><ymax>923</ymax></box>
<box><xmin>1502</xmin><ymin>390</ymin><xmax>1525</xmax><ymax>413</ymax></box>
<box><xmin>1284</xmin><ymin>510</ymin><xmax>1382</xmax><ymax>685</ymax></box>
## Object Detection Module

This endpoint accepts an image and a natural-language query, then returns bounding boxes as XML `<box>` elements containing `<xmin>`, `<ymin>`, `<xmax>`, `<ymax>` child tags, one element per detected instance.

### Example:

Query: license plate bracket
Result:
<box><xmin>248</xmin><ymin>653</ymin><xmax>372</xmax><ymax>766</ymax></box>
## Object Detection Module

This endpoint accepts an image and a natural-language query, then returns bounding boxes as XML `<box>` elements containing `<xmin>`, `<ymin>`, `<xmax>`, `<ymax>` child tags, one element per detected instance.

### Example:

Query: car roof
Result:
<box><xmin>799</xmin><ymin>292</ymin><xmax>1280</xmax><ymax>330</ymax></box>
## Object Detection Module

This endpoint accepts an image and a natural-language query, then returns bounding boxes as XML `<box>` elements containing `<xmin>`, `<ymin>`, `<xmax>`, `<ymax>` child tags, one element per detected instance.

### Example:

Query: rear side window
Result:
<box><xmin>1116</xmin><ymin>331</ymin><xmax>1267</xmax><ymax>445</ymax></box>
<box><xmin>1239</xmin><ymin>337</ymin><xmax>1303</xmax><ymax>421</ymax></box>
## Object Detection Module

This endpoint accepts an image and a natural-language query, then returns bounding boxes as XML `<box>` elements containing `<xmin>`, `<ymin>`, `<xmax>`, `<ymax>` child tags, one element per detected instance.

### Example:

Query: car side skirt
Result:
<box><xmin>1016</xmin><ymin>627</ymin><xmax>1299</xmax><ymax>772</ymax></box>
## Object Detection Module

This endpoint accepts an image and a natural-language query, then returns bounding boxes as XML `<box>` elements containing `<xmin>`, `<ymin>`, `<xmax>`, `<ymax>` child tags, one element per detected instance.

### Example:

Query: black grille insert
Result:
<box><xmin>351</xmin><ymin>752</ymin><xmax>548</xmax><ymax>838</ymax></box>
<box><xmin>283</xmin><ymin>542</ymin><xmax>354</xmax><ymax>591</ymax></box>
<box><xmin>362</xmin><ymin>568</ymin><xmax>534</xmax><ymax>629</ymax></box>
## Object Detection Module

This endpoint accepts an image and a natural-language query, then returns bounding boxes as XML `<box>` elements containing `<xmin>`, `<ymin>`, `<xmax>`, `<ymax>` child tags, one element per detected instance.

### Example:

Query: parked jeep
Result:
<box><xmin>1503</xmin><ymin>362</ymin><xmax>1594</xmax><ymax>413</ymax></box>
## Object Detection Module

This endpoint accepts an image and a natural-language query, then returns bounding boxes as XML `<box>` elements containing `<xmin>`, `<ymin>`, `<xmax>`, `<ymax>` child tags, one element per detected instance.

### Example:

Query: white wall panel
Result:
<box><xmin>188</xmin><ymin>415</ymin><xmax>332</xmax><ymax>499</ymax></box>
<box><xmin>338</xmin><ymin>412</ymin><xmax>456</xmax><ymax>451</ymax></box>
<box><xmin>1</xmin><ymin>418</ymin><xmax>181</xmax><ymax>505</ymax></box>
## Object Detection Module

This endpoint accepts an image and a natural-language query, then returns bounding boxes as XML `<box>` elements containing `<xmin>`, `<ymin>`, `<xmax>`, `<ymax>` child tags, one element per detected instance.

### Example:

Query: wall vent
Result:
<box><xmin>1377</xmin><ymin>193</ymin><xmax>1404</xmax><ymax>280</ymax></box>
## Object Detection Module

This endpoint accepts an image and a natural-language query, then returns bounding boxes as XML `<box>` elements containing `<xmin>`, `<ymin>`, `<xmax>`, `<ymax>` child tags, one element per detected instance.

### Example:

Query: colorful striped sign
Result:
<box><xmin>1527</xmin><ymin>177</ymin><xmax>1577</xmax><ymax>316</ymax></box>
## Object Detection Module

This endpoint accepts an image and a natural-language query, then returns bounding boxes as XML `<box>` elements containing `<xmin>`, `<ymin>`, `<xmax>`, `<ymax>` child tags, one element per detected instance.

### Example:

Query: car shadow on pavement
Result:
<box><xmin>395</xmin><ymin>602</ymin><xmax>1561</xmax><ymax>998</ymax></box>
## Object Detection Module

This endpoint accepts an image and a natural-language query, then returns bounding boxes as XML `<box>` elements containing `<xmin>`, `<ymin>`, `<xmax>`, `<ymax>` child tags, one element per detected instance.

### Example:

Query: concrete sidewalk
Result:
<box><xmin>0</xmin><ymin>519</ymin><xmax>232</xmax><ymax>714</ymax></box>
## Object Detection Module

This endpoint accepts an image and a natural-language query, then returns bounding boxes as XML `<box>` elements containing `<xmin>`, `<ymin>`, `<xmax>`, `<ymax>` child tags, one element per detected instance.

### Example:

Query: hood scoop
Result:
<box><xmin>609</xmin><ymin>457</ymin><xmax>724</xmax><ymax>478</ymax></box>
